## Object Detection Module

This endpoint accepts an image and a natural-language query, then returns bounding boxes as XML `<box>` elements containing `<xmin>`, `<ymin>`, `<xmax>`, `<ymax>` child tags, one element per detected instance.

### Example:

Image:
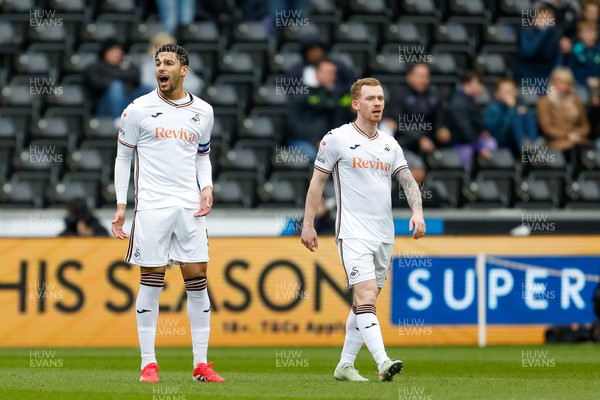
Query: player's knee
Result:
<box><xmin>353</xmin><ymin>286</ymin><xmax>378</xmax><ymax>306</ymax></box>
<box><xmin>184</xmin><ymin>276</ymin><xmax>207</xmax><ymax>291</ymax></box>
<box><xmin>140</xmin><ymin>271</ymin><xmax>165</xmax><ymax>287</ymax></box>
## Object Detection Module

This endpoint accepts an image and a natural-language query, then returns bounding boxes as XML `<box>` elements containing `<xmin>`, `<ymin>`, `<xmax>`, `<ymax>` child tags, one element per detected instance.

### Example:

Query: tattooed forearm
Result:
<box><xmin>397</xmin><ymin>168</ymin><xmax>423</xmax><ymax>214</ymax></box>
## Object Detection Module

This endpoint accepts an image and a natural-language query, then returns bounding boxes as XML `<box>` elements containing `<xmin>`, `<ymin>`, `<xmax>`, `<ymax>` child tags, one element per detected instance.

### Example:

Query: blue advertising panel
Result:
<box><xmin>391</xmin><ymin>256</ymin><xmax>600</xmax><ymax>325</ymax></box>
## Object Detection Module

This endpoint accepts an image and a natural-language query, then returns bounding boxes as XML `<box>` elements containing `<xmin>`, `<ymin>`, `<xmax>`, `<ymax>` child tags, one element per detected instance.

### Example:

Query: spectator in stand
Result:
<box><xmin>287</xmin><ymin>35</ymin><xmax>355</xmax><ymax>91</ymax></box>
<box><xmin>535</xmin><ymin>0</ymin><xmax>580</xmax><ymax>39</ymax></box>
<box><xmin>286</xmin><ymin>59</ymin><xmax>353</xmax><ymax>163</ymax></box>
<box><xmin>515</xmin><ymin>5</ymin><xmax>564</xmax><ymax>92</ymax></box>
<box><xmin>445</xmin><ymin>71</ymin><xmax>496</xmax><ymax>168</ymax></box>
<box><xmin>484</xmin><ymin>78</ymin><xmax>539</xmax><ymax>157</ymax></box>
<box><xmin>381</xmin><ymin>64</ymin><xmax>443</xmax><ymax>184</ymax></box>
<box><xmin>140</xmin><ymin>32</ymin><xmax>204</xmax><ymax>96</ymax></box>
<box><xmin>59</xmin><ymin>198</ymin><xmax>109</xmax><ymax>237</ymax></box>
<box><xmin>155</xmin><ymin>0</ymin><xmax>195</xmax><ymax>38</ymax></box>
<box><xmin>565</xmin><ymin>21</ymin><xmax>600</xmax><ymax>103</ymax></box>
<box><xmin>580</xmin><ymin>0</ymin><xmax>600</xmax><ymax>30</ymax></box>
<box><xmin>537</xmin><ymin>67</ymin><xmax>592</xmax><ymax>158</ymax></box>
<box><xmin>85</xmin><ymin>40</ymin><xmax>151</xmax><ymax>118</ymax></box>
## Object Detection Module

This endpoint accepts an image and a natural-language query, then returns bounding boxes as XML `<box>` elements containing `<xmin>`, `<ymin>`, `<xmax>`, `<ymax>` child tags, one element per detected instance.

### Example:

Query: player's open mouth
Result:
<box><xmin>158</xmin><ymin>75</ymin><xmax>169</xmax><ymax>85</ymax></box>
<box><xmin>372</xmin><ymin>110</ymin><xmax>381</xmax><ymax>115</ymax></box>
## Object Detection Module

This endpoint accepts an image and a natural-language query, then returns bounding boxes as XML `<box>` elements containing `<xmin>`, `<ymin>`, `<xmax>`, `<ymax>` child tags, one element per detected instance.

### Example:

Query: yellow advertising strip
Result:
<box><xmin>0</xmin><ymin>236</ymin><xmax>598</xmax><ymax>347</ymax></box>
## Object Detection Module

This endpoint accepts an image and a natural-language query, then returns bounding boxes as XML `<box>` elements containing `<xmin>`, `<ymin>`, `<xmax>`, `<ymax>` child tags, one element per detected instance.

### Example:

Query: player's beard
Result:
<box><xmin>159</xmin><ymin>75</ymin><xmax>181</xmax><ymax>95</ymax></box>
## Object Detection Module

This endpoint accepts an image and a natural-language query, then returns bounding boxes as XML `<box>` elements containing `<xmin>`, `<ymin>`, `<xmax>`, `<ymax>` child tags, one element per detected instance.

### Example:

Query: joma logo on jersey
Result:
<box><xmin>155</xmin><ymin>127</ymin><xmax>197</xmax><ymax>142</ymax></box>
<box><xmin>352</xmin><ymin>157</ymin><xmax>391</xmax><ymax>171</ymax></box>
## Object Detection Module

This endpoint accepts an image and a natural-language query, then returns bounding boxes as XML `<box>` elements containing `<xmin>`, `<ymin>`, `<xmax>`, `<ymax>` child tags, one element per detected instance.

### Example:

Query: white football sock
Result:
<box><xmin>339</xmin><ymin>305</ymin><xmax>363</xmax><ymax>366</ymax></box>
<box><xmin>185</xmin><ymin>276</ymin><xmax>210</xmax><ymax>366</ymax></box>
<box><xmin>355</xmin><ymin>304</ymin><xmax>390</xmax><ymax>367</ymax></box>
<box><xmin>136</xmin><ymin>272</ymin><xmax>164</xmax><ymax>369</ymax></box>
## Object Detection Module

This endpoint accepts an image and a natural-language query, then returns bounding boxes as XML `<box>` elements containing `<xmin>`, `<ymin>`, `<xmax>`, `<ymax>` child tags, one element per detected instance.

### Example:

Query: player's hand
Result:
<box><xmin>301</xmin><ymin>225</ymin><xmax>319</xmax><ymax>252</ymax></box>
<box><xmin>111</xmin><ymin>205</ymin><xmax>128</xmax><ymax>239</ymax></box>
<box><xmin>409</xmin><ymin>213</ymin><xmax>426</xmax><ymax>240</ymax></box>
<box><xmin>195</xmin><ymin>186</ymin><xmax>213</xmax><ymax>217</ymax></box>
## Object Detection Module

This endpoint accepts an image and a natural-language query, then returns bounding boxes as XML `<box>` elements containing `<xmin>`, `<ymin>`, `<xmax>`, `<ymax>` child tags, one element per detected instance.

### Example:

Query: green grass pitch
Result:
<box><xmin>1</xmin><ymin>345</ymin><xmax>599</xmax><ymax>399</ymax></box>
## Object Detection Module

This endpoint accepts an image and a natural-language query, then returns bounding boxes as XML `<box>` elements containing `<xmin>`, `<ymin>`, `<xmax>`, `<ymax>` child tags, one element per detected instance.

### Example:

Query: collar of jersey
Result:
<box><xmin>156</xmin><ymin>89</ymin><xmax>194</xmax><ymax>108</ymax></box>
<box><xmin>351</xmin><ymin>122</ymin><xmax>379</xmax><ymax>140</ymax></box>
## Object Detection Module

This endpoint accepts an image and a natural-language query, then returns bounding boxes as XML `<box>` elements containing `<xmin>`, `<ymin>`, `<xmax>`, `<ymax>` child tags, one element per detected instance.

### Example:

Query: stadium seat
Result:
<box><xmin>232</xmin><ymin>21</ymin><xmax>270</xmax><ymax>44</ymax></box>
<box><xmin>476</xmin><ymin>53</ymin><xmax>508</xmax><ymax>76</ymax></box>
<box><xmin>203</xmin><ymin>83</ymin><xmax>245</xmax><ymax>117</ymax></box>
<box><xmin>14</xmin><ymin>52</ymin><xmax>54</xmax><ymax>75</ymax></box>
<box><xmin>370</xmin><ymin>44</ymin><xmax>408</xmax><ymax>78</ymax></box>
<box><xmin>383</xmin><ymin>20</ymin><xmax>429</xmax><ymax>46</ymax></box>
<box><xmin>580</xmin><ymin>148</ymin><xmax>600</xmax><ymax>173</ymax></box>
<box><xmin>212</xmin><ymin>115</ymin><xmax>235</xmax><ymax>146</ymax></box>
<box><xmin>398</xmin><ymin>0</ymin><xmax>441</xmax><ymax>25</ymax></box>
<box><xmin>269</xmin><ymin>51</ymin><xmax>303</xmax><ymax>74</ymax></box>
<box><xmin>279</xmin><ymin>23</ymin><xmax>323</xmax><ymax>45</ymax></box>
<box><xmin>348</xmin><ymin>0</ymin><xmax>386</xmax><ymax>14</ymax></box>
<box><xmin>180</xmin><ymin>21</ymin><xmax>220</xmax><ymax>44</ymax></box>
<box><xmin>217</xmin><ymin>52</ymin><xmax>263</xmax><ymax>86</ymax></box>
<box><xmin>252</xmin><ymin>82</ymin><xmax>289</xmax><ymax>110</ymax></box>
<box><xmin>100</xmin><ymin>0</ymin><xmax>137</xmax><ymax>14</ymax></box>
<box><xmin>433</xmin><ymin>23</ymin><xmax>475</xmax><ymax>56</ymax></box>
<box><xmin>566</xmin><ymin>177</ymin><xmax>600</xmax><ymax>209</ymax></box>
<box><xmin>46</xmin><ymin>177</ymin><xmax>99</xmax><ymax>209</ymax></box>
<box><xmin>462</xmin><ymin>178</ymin><xmax>508</xmax><ymax>208</ymax></box>
<box><xmin>84</xmin><ymin>116</ymin><xmax>118</xmax><ymax>140</ymax></box>
<box><xmin>425</xmin><ymin>148</ymin><xmax>467</xmax><ymax>207</ymax></box>
<box><xmin>44</xmin><ymin>84</ymin><xmax>86</xmax><ymax>108</ymax></box>
<box><xmin>213</xmin><ymin>176</ymin><xmax>255</xmax><ymax>208</ymax></box>
<box><xmin>311</xmin><ymin>0</ymin><xmax>336</xmax><ymax>14</ymax></box>
<box><xmin>219</xmin><ymin>147</ymin><xmax>264</xmax><ymax>178</ymax></box>
<box><xmin>49</xmin><ymin>0</ymin><xmax>87</xmax><ymax>13</ymax></box>
<box><xmin>498</xmin><ymin>0</ymin><xmax>533</xmax><ymax>16</ymax></box>
<box><xmin>0</xmin><ymin>0</ymin><xmax>36</xmax><ymax>13</ymax></box>
<box><xmin>0</xmin><ymin>21</ymin><xmax>24</xmax><ymax>51</ymax></box>
<box><xmin>27</xmin><ymin>23</ymin><xmax>70</xmax><ymax>45</ymax></box>
<box><xmin>129</xmin><ymin>21</ymin><xmax>164</xmax><ymax>45</ymax></box>
<box><xmin>80</xmin><ymin>21</ymin><xmax>121</xmax><ymax>42</ymax></box>
<box><xmin>515</xmin><ymin>177</ymin><xmax>555</xmax><ymax>208</ymax></box>
<box><xmin>0</xmin><ymin>178</ymin><xmax>45</xmax><ymax>208</ymax></box>
<box><xmin>334</xmin><ymin>21</ymin><xmax>372</xmax><ymax>45</ymax></box>
<box><xmin>0</xmin><ymin>116</ymin><xmax>21</xmax><ymax>150</ymax></box>
<box><xmin>63</xmin><ymin>50</ymin><xmax>99</xmax><ymax>74</ymax></box>
<box><xmin>449</xmin><ymin>0</ymin><xmax>489</xmax><ymax>22</ymax></box>
<box><xmin>67</xmin><ymin>148</ymin><xmax>106</xmax><ymax>175</ymax></box>
<box><xmin>238</xmin><ymin>116</ymin><xmax>276</xmax><ymax>140</ymax></box>
<box><xmin>257</xmin><ymin>178</ymin><xmax>300</xmax><ymax>208</ymax></box>
<box><xmin>429</xmin><ymin>52</ymin><xmax>461</xmax><ymax>84</ymax></box>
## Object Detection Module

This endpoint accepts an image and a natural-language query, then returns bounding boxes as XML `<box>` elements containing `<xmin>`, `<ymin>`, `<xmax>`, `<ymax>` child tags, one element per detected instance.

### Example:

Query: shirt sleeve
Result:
<box><xmin>114</xmin><ymin>142</ymin><xmax>133</xmax><ymax>205</ymax></box>
<box><xmin>117</xmin><ymin>103</ymin><xmax>139</xmax><ymax>148</ymax></box>
<box><xmin>197</xmin><ymin>109</ymin><xmax>213</xmax><ymax>156</ymax></box>
<box><xmin>314</xmin><ymin>132</ymin><xmax>338</xmax><ymax>174</ymax></box>
<box><xmin>392</xmin><ymin>144</ymin><xmax>409</xmax><ymax>177</ymax></box>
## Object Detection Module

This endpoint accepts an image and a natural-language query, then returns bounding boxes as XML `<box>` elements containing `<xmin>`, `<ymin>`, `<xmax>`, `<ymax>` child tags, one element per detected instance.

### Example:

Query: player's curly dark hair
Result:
<box><xmin>154</xmin><ymin>44</ymin><xmax>189</xmax><ymax>66</ymax></box>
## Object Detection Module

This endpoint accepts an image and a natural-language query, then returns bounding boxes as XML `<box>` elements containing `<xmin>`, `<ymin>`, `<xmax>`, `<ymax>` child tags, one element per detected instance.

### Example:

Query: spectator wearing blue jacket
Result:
<box><xmin>484</xmin><ymin>78</ymin><xmax>539</xmax><ymax>157</ymax></box>
<box><xmin>566</xmin><ymin>20</ymin><xmax>600</xmax><ymax>103</ymax></box>
<box><xmin>515</xmin><ymin>5</ymin><xmax>564</xmax><ymax>92</ymax></box>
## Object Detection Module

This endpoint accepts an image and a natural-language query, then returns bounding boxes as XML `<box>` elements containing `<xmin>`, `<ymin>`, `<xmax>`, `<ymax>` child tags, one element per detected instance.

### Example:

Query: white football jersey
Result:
<box><xmin>117</xmin><ymin>89</ymin><xmax>213</xmax><ymax>211</ymax></box>
<box><xmin>314</xmin><ymin>122</ymin><xmax>408</xmax><ymax>243</ymax></box>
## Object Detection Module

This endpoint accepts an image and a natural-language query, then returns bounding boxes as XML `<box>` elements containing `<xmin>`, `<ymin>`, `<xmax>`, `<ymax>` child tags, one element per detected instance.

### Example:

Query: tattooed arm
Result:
<box><xmin>397</xmin><ymin>168</ymin><xmax>426</xmax><ymax>239</ymax></box>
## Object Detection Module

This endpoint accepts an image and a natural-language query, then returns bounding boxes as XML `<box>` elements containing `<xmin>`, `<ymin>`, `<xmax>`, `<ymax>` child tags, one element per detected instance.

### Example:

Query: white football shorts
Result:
<box><xmin>336</xmin><ymin>238</ymin><xmax>393</xmax><ymax>288</ymax></box>
<box><xmin>125</xmin><ymin>207</ymin><xmax>209</xmax><ymax>267</ymax></box>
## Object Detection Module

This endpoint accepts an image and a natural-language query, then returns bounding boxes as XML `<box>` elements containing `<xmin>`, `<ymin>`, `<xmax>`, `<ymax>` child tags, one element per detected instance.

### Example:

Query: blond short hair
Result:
<box><xmin>550</xmin><ymin>67</ymin><xmax>575</xmax><ymax>87</ymax></box>
<box><xmin>350</xmin><ymin>77</ymin><xmax>382</xmax><ymax>100</ymax></box>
